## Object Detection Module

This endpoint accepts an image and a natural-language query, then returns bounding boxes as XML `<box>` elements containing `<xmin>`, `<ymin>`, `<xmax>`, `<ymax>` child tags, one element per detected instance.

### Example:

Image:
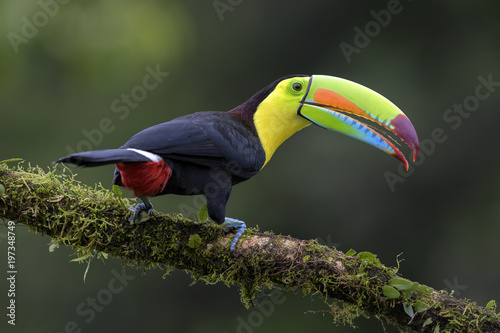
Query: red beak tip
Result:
<box><xmin>392</xmin><ymin>150</ymin><xmax>409</xmax><ymax>171</ymax></box>
<box><xmin>403</xmin><ymin>159</ymin><xmax>409</xmax><ymax>171</ymax></box>
<box><xmin>412</xmin><ymin>145</ymin><xmax>419</xmax><ymax>162</ymax></box>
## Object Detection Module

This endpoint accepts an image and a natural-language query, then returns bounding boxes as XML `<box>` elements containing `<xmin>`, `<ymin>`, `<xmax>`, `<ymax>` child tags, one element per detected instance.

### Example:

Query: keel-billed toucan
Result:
<box><xmin>56</xmin><ymin>75</ymin><xmax>419</xmax><ymax>252</ymax></box>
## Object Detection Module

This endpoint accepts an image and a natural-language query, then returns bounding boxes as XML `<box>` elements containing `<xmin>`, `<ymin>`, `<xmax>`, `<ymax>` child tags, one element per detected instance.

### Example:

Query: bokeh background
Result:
<box><xmin>1</xmin><ymin>1</ymin><xmax>500</xmax><ymax>332</ymax></box>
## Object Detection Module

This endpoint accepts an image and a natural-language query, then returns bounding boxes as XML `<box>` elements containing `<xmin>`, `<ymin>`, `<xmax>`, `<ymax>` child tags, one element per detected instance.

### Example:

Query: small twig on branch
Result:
<box><xmin>0</xmin><ymin>162</ymin><xmax>498</xmax><ymax>332</ymax></box>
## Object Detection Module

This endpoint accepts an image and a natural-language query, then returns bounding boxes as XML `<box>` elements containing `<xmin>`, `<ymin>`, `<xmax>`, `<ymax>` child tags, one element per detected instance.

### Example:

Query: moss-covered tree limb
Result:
<box><xmin>0</xmin><ymin>163</ymin><xmax>498</xmax><ymax>332</ymax></box>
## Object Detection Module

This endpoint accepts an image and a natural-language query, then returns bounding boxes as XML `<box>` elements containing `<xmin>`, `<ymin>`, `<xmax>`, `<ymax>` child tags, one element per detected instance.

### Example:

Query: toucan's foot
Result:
<box><xmin>223</xmin><ymin>218</ymin><xmax>246</xmax><ymax>252</ymax></box>
<box><xmin>128</xmin><ymin>197</ymin><xmax>154</xmax><ymax>224</ymax></box>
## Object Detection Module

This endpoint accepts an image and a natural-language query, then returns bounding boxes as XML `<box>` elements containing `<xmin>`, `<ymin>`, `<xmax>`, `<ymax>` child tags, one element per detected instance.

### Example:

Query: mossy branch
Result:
<box><xmin>0</xmin><ymin>162</ymin><xmax>499</xmax><ymax>332</ymax></box>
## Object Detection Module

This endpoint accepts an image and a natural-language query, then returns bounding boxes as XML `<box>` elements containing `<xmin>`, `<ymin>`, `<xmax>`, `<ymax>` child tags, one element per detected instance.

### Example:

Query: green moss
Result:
<box><xmin>1</xmin><ymin>162</ymin><xmax>499</xmax><ymax>332</ymax></box>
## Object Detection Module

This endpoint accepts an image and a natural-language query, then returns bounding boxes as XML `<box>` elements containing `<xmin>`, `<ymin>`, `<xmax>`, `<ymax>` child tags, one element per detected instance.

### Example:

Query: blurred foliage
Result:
<box><xmin>1</xmin><ymin>1</ymin><xmax>500</xmax><ymax>332</ymax></box>
<box><xmin>1</xmin><ymin>0</ymin><xmax>194</xmax><ymax>91</ymax></box>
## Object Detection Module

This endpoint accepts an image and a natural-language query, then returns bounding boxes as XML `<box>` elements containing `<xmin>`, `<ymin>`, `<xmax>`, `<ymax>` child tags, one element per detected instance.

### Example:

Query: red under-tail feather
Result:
<box><xmin>116</xmin><ymin>160</ymin><xmax>172</xmax><ymax>197</ymax></box>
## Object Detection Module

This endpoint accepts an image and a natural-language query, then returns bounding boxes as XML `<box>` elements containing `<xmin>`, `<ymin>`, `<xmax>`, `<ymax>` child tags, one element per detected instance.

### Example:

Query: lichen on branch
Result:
<box><xmin>0</xmin><ymin>162</ymin><xmax>499</xmax><ymax>332</ymax></box>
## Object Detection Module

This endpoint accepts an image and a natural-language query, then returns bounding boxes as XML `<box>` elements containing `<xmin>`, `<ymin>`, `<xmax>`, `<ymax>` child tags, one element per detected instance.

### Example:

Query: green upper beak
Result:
<box><xmin>298</xmin><ymin>75</ymin><xmax>419</xmax><ymax>169</ymax></box>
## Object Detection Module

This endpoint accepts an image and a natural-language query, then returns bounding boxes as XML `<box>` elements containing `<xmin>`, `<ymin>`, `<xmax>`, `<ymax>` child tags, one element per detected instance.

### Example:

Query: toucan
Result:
<box><xmin>55</xmin><ymin>75</ymin><xmax>419</xmax><ymax>252</ymax></box>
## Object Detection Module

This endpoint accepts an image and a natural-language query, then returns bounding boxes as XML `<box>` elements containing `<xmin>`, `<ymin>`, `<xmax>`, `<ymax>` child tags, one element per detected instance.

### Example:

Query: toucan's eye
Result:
<box><xmin>292</xmin><ymin>82</ymin><xmax>302</xmax><ymax>91</ymax></box>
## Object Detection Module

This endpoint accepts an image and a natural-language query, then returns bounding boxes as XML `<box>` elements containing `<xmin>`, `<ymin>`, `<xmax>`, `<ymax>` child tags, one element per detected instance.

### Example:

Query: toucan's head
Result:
<box><xmin>240</xmin><ymin>74</ymin><xmax>419</xmax><ymax>169</ymax></box>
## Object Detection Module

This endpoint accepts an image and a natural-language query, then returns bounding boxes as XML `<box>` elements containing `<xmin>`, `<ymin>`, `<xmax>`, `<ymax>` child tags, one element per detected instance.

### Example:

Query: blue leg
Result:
<box><xmin>128</xmin><ymin>197</ymin><xmax>154</xmax><ymax>224</ymax></box>
<box><xmin>222</xmin><ymin>217</ymin><xmax>246</xmax><ymax>252</ymax></box>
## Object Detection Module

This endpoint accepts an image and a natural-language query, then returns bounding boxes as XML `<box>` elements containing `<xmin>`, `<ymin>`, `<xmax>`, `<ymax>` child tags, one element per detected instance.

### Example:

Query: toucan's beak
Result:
<box><xmin>298</xmin><ymin>75</ymin><xmax>419</xmax><ymax>170</ymax></box>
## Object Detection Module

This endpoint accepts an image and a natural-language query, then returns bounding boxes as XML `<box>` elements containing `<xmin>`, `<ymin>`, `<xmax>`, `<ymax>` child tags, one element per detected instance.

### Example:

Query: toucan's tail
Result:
<box><xmin>54</xmin><ymin>148</ymin><xmax>162</xmax><ymax>167</ymax></box>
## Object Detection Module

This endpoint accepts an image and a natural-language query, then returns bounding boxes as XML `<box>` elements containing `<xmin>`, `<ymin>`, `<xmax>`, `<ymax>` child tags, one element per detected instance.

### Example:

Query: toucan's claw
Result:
<box><xmin>223</xmin><ymin>218</ymin><xmax>246</xmax><ymax>252</ymax></box>
<box><xmin>128</xmin><ymin>198</ymin><xmax>154</xmax><ymax>224</ymax></box>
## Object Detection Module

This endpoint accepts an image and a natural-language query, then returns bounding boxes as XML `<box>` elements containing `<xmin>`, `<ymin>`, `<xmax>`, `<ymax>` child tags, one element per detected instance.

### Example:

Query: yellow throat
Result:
<box><xmin>253</xmin><ymin>79</ymin><xmax>311</xmax><ymax>167</ymax></box>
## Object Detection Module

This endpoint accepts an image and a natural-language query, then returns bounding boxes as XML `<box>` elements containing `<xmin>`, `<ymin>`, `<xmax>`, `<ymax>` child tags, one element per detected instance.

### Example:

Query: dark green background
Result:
<box><xmin>1</xmin><ymin>1</ymin><xmax>499</xmax><ymax>332</ymax></box>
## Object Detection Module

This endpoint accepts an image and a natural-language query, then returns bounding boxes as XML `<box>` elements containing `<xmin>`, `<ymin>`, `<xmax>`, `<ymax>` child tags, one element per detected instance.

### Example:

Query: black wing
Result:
<box><xmin>122</xmin><ymin>111</ymin><xmax>265</xmax><ymax>177</ymax></box>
